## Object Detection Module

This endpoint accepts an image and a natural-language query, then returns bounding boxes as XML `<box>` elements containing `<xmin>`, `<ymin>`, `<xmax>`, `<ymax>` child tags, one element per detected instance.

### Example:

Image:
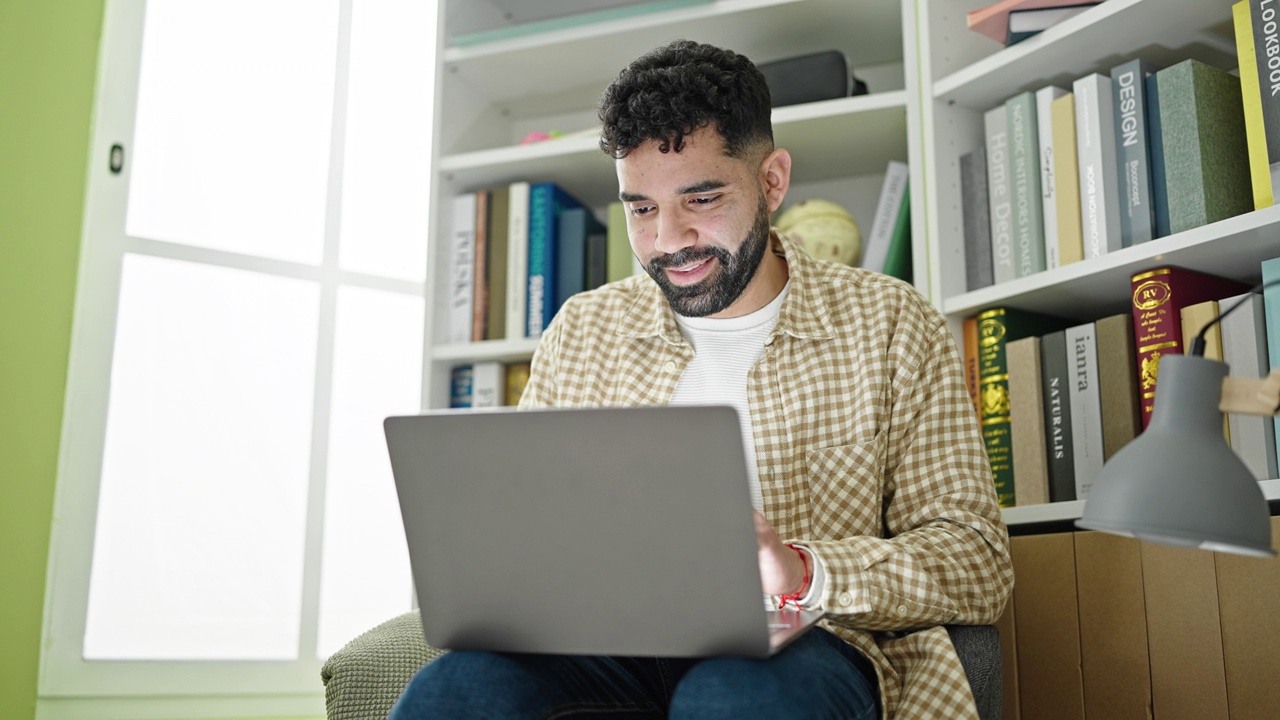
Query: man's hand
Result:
<box><xmin>753</xmin><ymin>509</ymin><xmax>809</xmax><ymax>597</ymax></box>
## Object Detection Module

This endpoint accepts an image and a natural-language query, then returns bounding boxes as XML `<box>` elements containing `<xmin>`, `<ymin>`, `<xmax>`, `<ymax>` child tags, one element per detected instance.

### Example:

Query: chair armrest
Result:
<box><xmin>320</xmin><ymin>610</ymin><xmax>447</xmax><ymax>720</ymax></box>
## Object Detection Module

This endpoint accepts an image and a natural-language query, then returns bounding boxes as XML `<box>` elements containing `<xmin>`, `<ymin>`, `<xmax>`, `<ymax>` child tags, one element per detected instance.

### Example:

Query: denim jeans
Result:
<box><xmin>388</xmin><ymin>627</ymin><xmax>878</xmax><ymax>720</ymax></box>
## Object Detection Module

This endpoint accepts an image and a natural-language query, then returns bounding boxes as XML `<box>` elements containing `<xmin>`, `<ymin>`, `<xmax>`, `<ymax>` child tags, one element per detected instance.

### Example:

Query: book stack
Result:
<box><xmin>967</xmin><ymin>0</ymin><xmax>1104</xmax><ymax>46</ymax></box>
<box><xmin>961</xmin><ymin>57</ymin><xmax>1252</xmax><ymax>292</ymax></box>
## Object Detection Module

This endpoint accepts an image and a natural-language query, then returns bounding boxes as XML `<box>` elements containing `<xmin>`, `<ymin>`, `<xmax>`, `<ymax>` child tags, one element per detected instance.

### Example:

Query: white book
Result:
<box><xmin>1073</xmin><ymin>73</ymin><xmax>1122</xmax><ymax>259</ymax></box>
<box><xmin>471</xmin><ymin>361</ymin><xmax>505</xmax><ymax>408</ymax></box>
<box><xmin>505</xmin><ymin>181</ymin><xmax>530</xmax><ymax>340</ymax></box>
<box><xmin>1220</xmin><ymin>292</ymin><xmax>1279</xmax><ymax>481</ymax></box>
<box><xmin>1036</xmin><ymin>86</ymin><xmax>1068</xmax><ymax>269</ymax></box>
<box><xmin>448</xmin><ymin>192</ymin><xmax>477</xmax><ymax>344</ymax></box>
<box><xmin>984</xmin><ymin>107</ymin><xmax>1014</xmax><ymax>283</ymax></box>
<box><xmin>1066</xmin><ymin>321</ymin><xmax>1104</xmax><ymax>499</ymax></box>
<box><xmin>861</xmin><ymin>160</ymin><xmax>908</xmax><ymax>273</ymax></box>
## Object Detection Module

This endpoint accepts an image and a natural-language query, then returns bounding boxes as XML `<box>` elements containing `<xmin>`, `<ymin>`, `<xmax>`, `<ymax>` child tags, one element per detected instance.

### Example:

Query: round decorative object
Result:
<box><xmin>774</xmin><ymin>199</ymin><xmax>861</xmax><ymax>266</ymax></box>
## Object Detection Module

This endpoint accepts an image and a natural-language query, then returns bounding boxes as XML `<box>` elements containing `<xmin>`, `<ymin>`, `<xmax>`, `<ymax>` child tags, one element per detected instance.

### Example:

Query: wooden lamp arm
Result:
<box><xmin>1220</xmin><ymin>369</ymin><xmax>1280</xmax><ymax>416</ymax></box>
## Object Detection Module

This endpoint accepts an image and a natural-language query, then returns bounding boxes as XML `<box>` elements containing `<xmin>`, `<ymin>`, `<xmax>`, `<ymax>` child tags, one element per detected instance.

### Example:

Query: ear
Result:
<box><xmin>758</xmin><ymin>148</ymin><xmax>792</xmax><ymax>213</ymax></box>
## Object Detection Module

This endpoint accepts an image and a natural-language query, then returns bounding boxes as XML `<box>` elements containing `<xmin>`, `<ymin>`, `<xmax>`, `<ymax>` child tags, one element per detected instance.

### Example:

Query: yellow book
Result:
<box><xmin>504</xmin><ymin>361</ymin><xmax>531</xmax><ymax>406</ymax></box>
<box><xmin>1180</xmin><ymin>300</ymin><xmax>1229</xmax><ymax>442</ymax></box>
<box><xmin>1235</xmin><ymin>1</ymin><xmax>1273</xmax><ymax>209</ymax></box>
<box><xmin>1051</xmin><ymin>93</ymin><xmax>1084</xmax><ymax>266</ymax></box>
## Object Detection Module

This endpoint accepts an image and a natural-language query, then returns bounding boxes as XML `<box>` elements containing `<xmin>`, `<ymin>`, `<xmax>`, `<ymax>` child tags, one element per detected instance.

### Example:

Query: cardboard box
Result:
<box><xmin>1074</xmin><ymin>532</ymin><xmax>1151</xmax><ymax>719</ymax></box>
<box><xmin>1215</xmin><ymin>515</ymin><xmax>1280</xmax><ymax>720</ymax></box>
<box><xmin>993</xmin><ymin>597</ymin><xmax>1020</xmax><ymax>720</ymax></box>
<box><xmin>1141</xmin><ymin>540</ymin><xmax>1229</xmax><ymax>720</ymax></box>
<box><xmin>1010</xmin><ymin>533</ymin><xmax>1084</xmax><ymax>719</ymax></box>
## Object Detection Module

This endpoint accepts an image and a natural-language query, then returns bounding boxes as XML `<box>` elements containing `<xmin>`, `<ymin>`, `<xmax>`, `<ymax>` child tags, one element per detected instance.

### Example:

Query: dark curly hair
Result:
<box><xmin>598</xmin><ymin>40</ymin><xmax>773</xmax><ymax>160</ymax></box>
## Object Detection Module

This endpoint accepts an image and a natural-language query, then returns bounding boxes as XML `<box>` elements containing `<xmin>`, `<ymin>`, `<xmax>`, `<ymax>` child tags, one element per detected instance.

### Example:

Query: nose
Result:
<box><xmin>652</xmin><ymin>208</ymin><xmax>696</xmax><ymax>256</ymax></box>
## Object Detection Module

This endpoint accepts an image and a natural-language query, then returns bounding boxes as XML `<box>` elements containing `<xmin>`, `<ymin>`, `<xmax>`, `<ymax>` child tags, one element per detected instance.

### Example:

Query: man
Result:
<box><xmin>392</xmin><ymin>39</ymin><xmax>1012</xmax><ymax>719</ymax></box>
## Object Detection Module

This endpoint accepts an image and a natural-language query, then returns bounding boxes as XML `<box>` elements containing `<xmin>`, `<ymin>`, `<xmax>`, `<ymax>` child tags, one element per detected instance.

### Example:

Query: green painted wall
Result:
<box><xmin>0</xmin><ymin>1</ymin><xmax>106</xmax><ymax>718</ymax></box>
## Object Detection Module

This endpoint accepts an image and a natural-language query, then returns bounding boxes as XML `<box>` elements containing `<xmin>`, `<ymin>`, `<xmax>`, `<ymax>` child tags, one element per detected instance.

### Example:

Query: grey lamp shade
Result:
<box><xmin>1077</xmin><ymin>354</ymin><xmax>1275</xmax><ymax>557</ymax></box>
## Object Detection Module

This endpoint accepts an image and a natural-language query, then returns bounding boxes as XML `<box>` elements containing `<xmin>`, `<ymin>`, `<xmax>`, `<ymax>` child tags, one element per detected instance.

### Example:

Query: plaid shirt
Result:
<box><xmin>521</xmin><ymin>230</ymin><xmax>1014</xmax><ymax>719</ymax></box>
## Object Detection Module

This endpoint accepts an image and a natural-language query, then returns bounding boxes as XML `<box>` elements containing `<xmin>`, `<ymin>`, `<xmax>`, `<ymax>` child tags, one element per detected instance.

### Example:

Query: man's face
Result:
<box><xmin>615</xmin><ymin>126</ymin><xmax>777</xmax><ymax>318</ymax></box>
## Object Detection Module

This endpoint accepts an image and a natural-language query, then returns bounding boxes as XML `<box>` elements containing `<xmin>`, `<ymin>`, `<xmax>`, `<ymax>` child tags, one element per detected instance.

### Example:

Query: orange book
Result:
<box><xmin>963</xmin><ymin>315</ymin><xmax>982</xmax><ymax>420</ymax></box>
<box><xmin>471</xmin><ymin>190</ymin><xmax>491</xmax><ymax>342</ymax></box>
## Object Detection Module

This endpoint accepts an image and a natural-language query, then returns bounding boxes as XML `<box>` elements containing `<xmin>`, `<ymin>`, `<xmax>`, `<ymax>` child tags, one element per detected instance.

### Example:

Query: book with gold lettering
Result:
<box><xmin>505</xmin><ymin>361</ymin><xmax>531</xmax><ymax>406</ymax></box>
<box><xmin>1129</xmin><ymin>267</ymin><xmax>1249</xmax><ymax>429</ymax></box>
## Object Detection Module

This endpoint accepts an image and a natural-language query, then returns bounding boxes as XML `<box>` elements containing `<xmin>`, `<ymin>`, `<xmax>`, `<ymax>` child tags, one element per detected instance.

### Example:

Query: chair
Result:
<box><xmin>321</xmin><ymin>612</ymin><xmax>1002</xmax><ymax>720</ymax></box>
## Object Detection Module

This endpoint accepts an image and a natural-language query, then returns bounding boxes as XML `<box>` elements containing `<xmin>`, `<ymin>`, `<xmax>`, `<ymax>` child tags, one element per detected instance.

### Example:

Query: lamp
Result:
<box><xmin>1077</xmin><ymin>281</ymin><xmax>1280</xmax><ymax>557</ymax></box>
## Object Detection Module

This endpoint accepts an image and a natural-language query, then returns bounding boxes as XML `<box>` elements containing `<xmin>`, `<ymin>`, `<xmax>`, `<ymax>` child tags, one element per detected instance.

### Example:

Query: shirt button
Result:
<box><xmin>664</xmin><ymin>361</ymin><xmax>676</xmax><ymax>372</ymax></box>
<box><xmin>897</xmin><ymin>605</ymin><xmax>908</xmax><ymax>616</ymax></box>
<box><xmin>838</xmin><ymin>592</ymin><xmax>854</xmax><ymax>607</ymax></box>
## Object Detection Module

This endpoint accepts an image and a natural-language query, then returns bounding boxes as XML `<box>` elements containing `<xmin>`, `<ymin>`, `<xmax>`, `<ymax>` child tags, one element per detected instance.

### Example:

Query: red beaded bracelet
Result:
<box><xmin>778</xmin><ymin>543</ymin><xmax>811</xmax><ymax>609</ymax></box>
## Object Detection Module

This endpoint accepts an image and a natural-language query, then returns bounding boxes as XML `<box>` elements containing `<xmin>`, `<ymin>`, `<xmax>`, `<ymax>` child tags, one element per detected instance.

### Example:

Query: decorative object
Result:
<box><xmin>775</xmin><ymin>199</ymin><xmax>861</xmax><ymax>266</ymax></box>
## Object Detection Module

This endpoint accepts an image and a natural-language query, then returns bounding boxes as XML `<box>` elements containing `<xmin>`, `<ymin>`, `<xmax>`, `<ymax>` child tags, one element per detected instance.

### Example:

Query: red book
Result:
<box><xmin>1130</xmin><ymin>267</ymin><xmax>1249</xmax><ymax>428</ymax></box>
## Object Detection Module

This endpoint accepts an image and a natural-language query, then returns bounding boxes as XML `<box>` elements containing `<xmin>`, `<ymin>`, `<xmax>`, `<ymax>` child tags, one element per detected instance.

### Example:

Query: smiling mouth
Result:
<box><xmin>664</xmin><ymin>257</ymin><xmax>715</xmax><ymax>284</ymax></box>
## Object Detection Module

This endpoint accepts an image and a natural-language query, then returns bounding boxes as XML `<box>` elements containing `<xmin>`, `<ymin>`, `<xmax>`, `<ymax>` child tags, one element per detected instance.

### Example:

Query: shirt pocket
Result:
<box><xmin>804</xmin><ymin>436</ymin><xmax>886</xmax><ymax>538</ymax></box>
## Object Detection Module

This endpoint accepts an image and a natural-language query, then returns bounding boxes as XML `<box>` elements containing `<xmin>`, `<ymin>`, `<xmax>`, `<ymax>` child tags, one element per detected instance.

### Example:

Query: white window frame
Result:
<box><xmin>38</xmin><ymin>1</ymin><xmax>438</xmax><ymax>716</ymax></box>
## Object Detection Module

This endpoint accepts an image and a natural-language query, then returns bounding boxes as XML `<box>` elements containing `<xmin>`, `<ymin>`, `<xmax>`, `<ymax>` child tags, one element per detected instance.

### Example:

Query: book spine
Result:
<box><xmin>1236</xmin><ymin>1</ymin><xmax>1273</xmax><ymax>209</ymax></box>
<box><xmin>964</xmin><ymin>315</ymin><xmax>982</xmax><ymax>419</ymax></box>
<box><xmin>1066</xmin><ymin>322</ymin><xmax>1104</xmax><ymax>499</ymax></box>
<box><xmin>985</xmin><ymin>107</ymin><xmax>1015</xmax><ymax>283</ymax></box>
<box><xmin>526</xmin><ymin>183</ymin><xmax>553</xmax><ymax>338</ymax></box>
<box><xmin>505</xmin><ymin>361</ymin><xmax>532</xmax><ymax>407</ymax></box>
<box><xmin>1051</xmin><ymin>93</ymin><xmax>1085</xmax><ymax>266</ymax></box>
<box><xmin>978</xmin><ymin>308</ymin><xmax>1016</xmax><ymax>506</ymax></box>
<box><xmin>1144</xmin><ymin>74</ymin><xmax>1172</xmax><ymax>239</ymax></box>
<box><xmin>1073</xmin><ymin>73</ymin><xmax>1121</xmax><ymax>257</ymax></box>
<box><xmin>1036</xmin><ymin>86</ymin><xmax>1067</xmax><ymax>269</ymax></box>
<box><xmin>961</xmin><ymin>147</ymin><xmax>994</xmax><ymax>291</ymax></box>
<box><xmin>1094</xmin><ymin>313</ymin><xmax>1141</xmax><ymax>461</ymax></box>
<box><xmin>1007</xmin><ymin>91</ymin><xmax>1045</xmax><ymax>278</ymax></box>
<box><xmin>449</xmin><ymin>364</ymin><xmax>474</xmax><ymax>408</ymax></box>
<box><xmin>863</xmin><ymin>160</ymin><xmax>909</xmax><ymax>273</ymax></box>
<box><xmin>882</xmin><ymin>183</ymin><xmax>913</xmax><ymax>282</ymax></box>
<box><xmin>471</xmin><ymin>361</ymin><xmax>504</xmax><ymax>408</ymax></box>
<box><xmin>1040</xmin><ymin>330</ymin><xmax>1077</xmax><ymax>502</ymax></box>
<box><xmin>1261</xmin><ymin>256</ymin><xmax>1280</xmax><ymax>474</ymax></box>
<box><xmin>485</xmin><ymin>186</ymin><xmax>510</xmax><ymax>340</ymax></box>
<box><xmin>1220</xmin><ymin>292</ymin><xmax>1277</xmax><ymax>480</ymax></box>
<box><xmin>1250</xmin><ymin>0</ymin><xmax>1280</xmax><ymax>197</ymax></box>
<box><xmin>586</xmin><ymin>228</ymin><xmax>608</xmax><ymax>290</ymax></box>
<box><xmin>448</xmin><ymin>193</ymin><xmax>477</xmax><ymax>344</ymax></box>
<box><xmin>556</xmin><ymin>208</ymin><xmax>588</xmax><ymax>311</ymax></box>
<box><xmin>1008</xmin><ymin>336</ymin><xmax>1050</xmax><ymax>506</ymax></box>
<box><xmin>506</xmin><ymin>182</ymin><xmax>530</xmax><ymax>339</ymax></box>
<box><xmin>471</xmin><ymin>190</ymin><xmax>490</xmax><ymax>342</ymax></box>
<box><xmin>1111</xmin><ymin>59</ymin><xmax>1156</xmax><ymax>246</ymax></box>
<box><xmin>605</xmin><ymin>201</ymin><xmax>633</xmax><ymax>283</ymax></box>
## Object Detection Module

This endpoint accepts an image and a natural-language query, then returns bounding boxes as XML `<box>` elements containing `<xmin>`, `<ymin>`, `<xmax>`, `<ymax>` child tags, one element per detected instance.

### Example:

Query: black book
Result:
<box><xmin>1039</xmin><ymin>329</ymin><xmax>1076</xmax><ymax>502</ymax></box>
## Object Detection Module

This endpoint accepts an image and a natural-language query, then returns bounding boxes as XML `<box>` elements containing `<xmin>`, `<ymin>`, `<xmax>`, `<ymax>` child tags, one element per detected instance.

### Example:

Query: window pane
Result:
<box><xmin>337</xmin><ymin>0</ymin><xmax>436</xmax><ymax>282</ymax></box>
<box><xmin>84</xmin><ymin>254</ymin><xmax>321</xmax><ymax>660</ymax></box>
<box><xmin>316</xmin><ymin>286</ymin><xmax>422</xmax><ymax>657</ymax></box>
<box><xmin>125</xmin><ymin>0</ymin><xmax>339</xmax><ymax>264</ymax></box>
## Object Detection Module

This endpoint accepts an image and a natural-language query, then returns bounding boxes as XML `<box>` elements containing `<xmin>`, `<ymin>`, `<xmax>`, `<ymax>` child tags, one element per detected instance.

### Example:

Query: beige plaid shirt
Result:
<box><xmin>520</xmin><ymin>230</ymin><xmax>1014</xmax><ymax>719</ymax></box>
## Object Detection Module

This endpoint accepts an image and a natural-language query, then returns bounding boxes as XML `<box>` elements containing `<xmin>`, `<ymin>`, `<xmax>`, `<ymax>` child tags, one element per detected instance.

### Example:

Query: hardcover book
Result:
<box><xmin>1130</xmin><ymin>266</ymin><xmax>1250</xmax><ymax>429</ymax></box>
<box><xmin>1144</xmin><ymin>75</ymin><xmax>1171</xmax><ymax>239</ymax></box>
<box><xmin>606</xmin><ymin>201</ymin><xmax>633</xmax><ymax>283</ymax></box>
<box><xmin>882</xmin><ymin>183</ymin><xmax>913</xmax><ymax>283</ymax></box>
<box><xmin>1040</xmin><ymin>329</ymin><xmax>1077</xmax><ymax>502</ymax></box>
<box><xmin>1248</xmin><ymin>0</ymin><xmax>1280</xmax><ymax>206</ymax></box>
<box><xmin>485</xmin><ymin>185</ymin><xmax>511</xmax><ymax>340</ymax></box>
<box><xmin>449</xmin><ymin>364</ymin><xmax>474</xmax><ymax>408</ymax></box>
<box><xmin>556</xmin><ymin>206</ymin><xmax>606</xmax><ymax>310</ymax></box>
<box><xmin>1235</xmin><ymin>1</ymin><xmax>1274</xmax><ymax>208</ymax></box>
<box><xmin>1065</xmin><ymin>321</ymin><xmax>1104</xmax><ymax>500</ymax></box>
<box><xmin>1094</xmin><ymin>313</ymin><xmax>1141</xmax><ymax>461</ymax></box>
<box><xmin>1156</xmin><ymin>60</ymin><xmax>1252</xmax><ymax>235</ymax></box>
<box><xmin>961</xmin><ymin>147</ymin><xmax>994</xmax><ymax>291</ymax></box>
<box><xmin>505</xmin><ymin>361</ymin><xmax>532</xmax><ymax>406</ymax></box>
<box><xmin>448</xmin><ymin>192</ymin><xmax>477</xmax><ymax>344</ymax></box>
<box><xmin>1219</xmin><ymin>292</ymin><xmax>1277</xmax><ymax>480</ymax></box>
<box><xmin>1007</xmin><ymin>91</ymin><xmax>1046</xmax><ymax>277</ymax></box>
<box><xmin>1051</xmin><ymin>93</ymin><xmax>1085</xmax><ymax>266</ymax></box>
<box><xmin>864</xmin><ymin>160</ymin><xmax>909</xmax><ymax>274</ymax></box>
<box><xmin>1263</xmin><ymin>256</ymin><xmax>1280</xmax><ymax>472</ymax></box>
<box><xmin>471</xmin><ymin>189</ymin><xmax>490</xmax><ymax>342</ymax></box>
<box><xmin>526</xmin><ymin>181</ymin><xmax>589</xmax><ymax>337</ymax></box>
<box><xmin>1008</xmin><ymin>336</ymin><xmax>1050</xmax><ymax>506</ymax></box>
<box><xmin>471</xmin><ymin>361</ymin><xmax>504</xmax><ymax>409</ymax></box>
<box><xmin>506</xmin><ymin>181</ymin><xmax>531</xmax><ymax>339</ymax></box>
<box><xmin>1073</xmin><ymin>73</ymin><xmax>1122</xmax><ymax>258</ymax></box>
<box><xmin>964</xmin><ymin>315</ymin><xmax>983</xmax><ymax>419</ymax></box>
<box><xmin>1036</xmin><ymin>86</ymin><xmax>1068</xmax><ymax>269</ymax></box>
<box><xmin>985</xmin><ymin>106</ymin><xmax>1015</xmax><ymax>283</ymax></box>
<box><xmin>1111</xmin><ymin>59</ymin><xmax>1157</xmax><ymax>246</ymax></box>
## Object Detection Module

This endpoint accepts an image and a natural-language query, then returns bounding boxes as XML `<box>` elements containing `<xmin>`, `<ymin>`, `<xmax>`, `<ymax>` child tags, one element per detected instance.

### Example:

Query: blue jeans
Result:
<box><xmin>389</xmin><ymin>628</ymin><xmax>878</xmax><ymax>719</ymax></box>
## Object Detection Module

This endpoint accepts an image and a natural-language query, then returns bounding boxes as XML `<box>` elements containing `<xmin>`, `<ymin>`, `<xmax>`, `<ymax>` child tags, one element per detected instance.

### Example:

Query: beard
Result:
<box><xmin>644</xmin><ymin>196</ymin><xmax>772</xmax><ymax>318</ymax></box>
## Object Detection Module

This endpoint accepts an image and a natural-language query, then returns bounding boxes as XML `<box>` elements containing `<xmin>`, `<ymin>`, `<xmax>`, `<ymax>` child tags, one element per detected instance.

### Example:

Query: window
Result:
<box><xmin>42</xmin><ymin>0</ymin><xmax>437</xmax><ymax>715</ymax></box>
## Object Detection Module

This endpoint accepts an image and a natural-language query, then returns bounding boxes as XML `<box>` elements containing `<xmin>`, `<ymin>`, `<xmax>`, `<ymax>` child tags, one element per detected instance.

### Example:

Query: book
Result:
<box><xmin>585</xmin><ymin>221</ymin><xmax>609</xmax><ymax>290</ymax></box>
<box><xmin>449</xmin><ymin>364</ymin><xmax>474</xmax><ymax>408</ymax></box>
<box><xmin>448</xmin><ymin>192</ymin><xmax>477</xmax><ymax>344</ymax></box>
<box><xmin>1007</xmin><ymin>91</ymin><xmax>1045</xmax><ymax>277</ymax></box>
<box><xmin>605</xmin><ymin>201</ymin><xmax>633</xmax><ymax>283</ymax></box>
<box><xmin>964</xmin><ymin>315</ymin><xmax>983</xmax><ymax>419</ymax></box>
<box><xmin>1006</xmin><ymin>4</ymin><xmax>1096</xmax><ymax>44</ymax></box>
<box><xmin>1111</xmin><ymin>59</ymin><xmax>1157</xmax><ymax>247</ymax></box>
<box><xmin>471</xmin><ymin>361</ymin><xmax>504</xmax><ymax>408</ymax></box>
<box><xmin>506</xmin><ymin>181</ymin><xmax>531</xmax><ymax>339</ymax></box>
<box><xmin>526</xmin><ymin>182</ymin><xmax>588</xmax><ymax>337</ymax></box>
<box><xmin>1145</xmin><ymin>74</ymin><xmax>1171</xmax><ymax>239</ymax></box>
<box><xmin>966</xmin><ymin>0</ymin><xmax>1101</xmax><ymax>43</ymax></box>
<box><xmin>1073</xmin><ymin>73</ymin><xmax>1122</xmax><ymax>258</ymax></box>
<box><xmin>882</xmin><ymin>182</ymin><xmax>913</xmax><ymax>282</ymax></box>
<box><xmin>985</xmin><ymin>106</ymin><xmax>1015</xmax><ymax>283</ymax></box>
<box><xmin>471</xmin><ymin>189</ymin><xmax>490</xmax><ymax>342</ymax></box>
<box><xmin>1219</xmin><ymin>291</ymin><xmax>1278</xmax><ymax>480</ymax></box>
<box><xmin>1236</xmin><ymin>1</ymin><xmax>1274</xmax><ymax>209</ymax></box>
<box><xmin>1065</xmin><ymin>321</ymin><xmax>1104</xmax><ymax>500</ymax></box>
<box><xmin>556</xmin><ymin>206</ymin><xmax>605</xmax><ymax>310</ymax></box>
<box><xmin>1263</xmin><ymin>256</ymin><xmax>1280</xmax><ymax>473</ymax></box>
<box><xmin>1008</xmin><ymin>336</ymin><xmax>1050</xmax><ymax>506</ymax></box>
<box><xmin>505</xmin><ymin>361</ymin><xmax>531</xmax><ymax>406</ymax></box>
<box><xmin>1050</xmin><ymin>93</ymin><xmax>1085</xmax><ymax>266</ymax></box>
<box><xmin>1094</xmin><ymin>314</ymin><xmax>1141</xmax><ymax>462</ymax></box>
<box><xmin>485</xmin><ymin>186</ymin><xmax>511</xmax><ymax>340</ymax></box>
<box><xmin>961</xmin><ymin>147</ymin><xmax>995</xmax><ymax>290</ymax></box>
<box><xmin>1156</xmin><ymin>60</ymin><xmax>1252</xmax><ymax>235</ymax></box>
<box><xmin>863</xmin><ymin>160</ymin><xmax>909</xmax><ymax>273</ymax></box>
<box><xmin>1036</xmin><ymin>86</ymin><xmax>1068</xmax><ymax>269</ymax></box>
<box><xmin>976</xmin><ymin>307</ymin><xmax>1069</xmax><ymax>506</ymax></box>
<box><xmin>1130</xmin><ymin>267</ymin><xmax>1251</xmax><ymax>429</ymax></box>
<box><xmin>1040</xmin><ymin>330</ymin><xmax>1077</xmax><ymax>502</ymax></box>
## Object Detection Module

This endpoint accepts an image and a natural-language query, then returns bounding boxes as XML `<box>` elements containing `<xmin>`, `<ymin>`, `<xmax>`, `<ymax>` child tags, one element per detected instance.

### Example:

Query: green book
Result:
<box><xmin>1157</xmin><ymin>59</ymin><xmax>1252</xmax><ymax>235</ymax></box>
<box><xmin>882</xmin><ymin>181</ymin><xmax>912</xmax><ymax>282</ymax></box>
<box><xmin>605</xmin><ymin>201</ymin><xmax>634</xmax><ymax>283</ymax></box>
<box><xmin>1007</xmin><ymin>90</ymin><xmax>1045</xmax><ymax>276</ymax></box>
<box><xmin>977</xmin><ymin>307</ymin><xmax>1071</xmax><ymax>506</ymax></box>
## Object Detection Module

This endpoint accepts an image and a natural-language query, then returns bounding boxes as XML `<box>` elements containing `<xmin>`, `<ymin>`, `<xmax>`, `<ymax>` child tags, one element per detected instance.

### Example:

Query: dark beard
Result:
<box><xmin>645</xmin><ymin>197</ymin><xmax>772</xmax><ymax>317</ymax></box>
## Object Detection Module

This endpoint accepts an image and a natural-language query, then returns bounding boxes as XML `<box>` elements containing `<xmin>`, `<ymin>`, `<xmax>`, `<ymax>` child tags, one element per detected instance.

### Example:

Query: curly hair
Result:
<box><xmin>598</xmin><ymin>40</ymin><xmax>773</xmax><ymax>160</ymax></box>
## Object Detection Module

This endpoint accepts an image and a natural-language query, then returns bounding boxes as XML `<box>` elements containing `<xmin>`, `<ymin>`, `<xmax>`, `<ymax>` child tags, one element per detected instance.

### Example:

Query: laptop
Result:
<box><xmin>383</xmin><ymin>405</ymin><xmax>824</xmax><ymax>658</ymax></box>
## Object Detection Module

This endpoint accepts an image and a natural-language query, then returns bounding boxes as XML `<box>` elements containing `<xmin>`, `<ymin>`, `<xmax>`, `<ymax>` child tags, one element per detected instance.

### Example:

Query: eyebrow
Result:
<box><xmin>618</xmin><ymin>179</ymin><xmax>728</xmax><ymax>203</ymax></box>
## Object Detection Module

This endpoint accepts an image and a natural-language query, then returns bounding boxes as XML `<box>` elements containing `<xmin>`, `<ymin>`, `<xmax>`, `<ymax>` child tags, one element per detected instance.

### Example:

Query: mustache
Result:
<box><xmin>647</xmin><ymin>245</ymin><xmax>730</xmax><ymax>270</ymax></box>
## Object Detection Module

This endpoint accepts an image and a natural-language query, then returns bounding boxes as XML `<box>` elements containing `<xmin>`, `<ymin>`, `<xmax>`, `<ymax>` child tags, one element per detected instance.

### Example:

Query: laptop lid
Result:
<box><xmin>384</xmin><ymin>405</ymin><xmax>811</xmax><ymax>658</ymax></box>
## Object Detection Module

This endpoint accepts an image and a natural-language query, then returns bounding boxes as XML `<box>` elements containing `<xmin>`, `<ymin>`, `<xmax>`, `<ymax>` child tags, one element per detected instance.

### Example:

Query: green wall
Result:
<box><xmin>0</xmin><ymin>1</ymin><xmax>106</xmax><ymax>718</ymax></box>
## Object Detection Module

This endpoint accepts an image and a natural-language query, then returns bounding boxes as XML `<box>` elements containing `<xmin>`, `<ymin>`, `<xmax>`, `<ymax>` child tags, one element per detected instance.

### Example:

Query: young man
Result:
<box><xmin>391</xmin><ymin>40</ymin><xmax>1012</xmax><ymax>719</ymax></box>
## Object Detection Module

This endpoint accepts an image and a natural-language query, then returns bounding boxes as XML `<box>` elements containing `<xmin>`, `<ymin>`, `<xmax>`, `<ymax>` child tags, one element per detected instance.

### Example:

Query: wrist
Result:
<box><xmin>779</xmin><ymin>543</ymin><xmax>811</xmax><ymax>607</ymax></box>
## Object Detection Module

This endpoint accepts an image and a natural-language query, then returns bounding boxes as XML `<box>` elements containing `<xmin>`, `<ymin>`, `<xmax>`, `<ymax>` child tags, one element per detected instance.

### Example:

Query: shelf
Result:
<box><xmin>942</xmin><ymin>205</ymin><xmax>1280</xmax><ymax>320</ymax></box>
<box><xmin>1004</xmin><ymin>479</ymin><xmax>1280</xmax><ymax>526</ymax></box>
<box><xmin>933</xmin><ymin>0</ymin><xmax>1236</xmax><ymax>111</ymax></box>
<box><xmin>433</xmin><ymin>337</ymin><xmax>542</xmax><ymax>364</ymax></box>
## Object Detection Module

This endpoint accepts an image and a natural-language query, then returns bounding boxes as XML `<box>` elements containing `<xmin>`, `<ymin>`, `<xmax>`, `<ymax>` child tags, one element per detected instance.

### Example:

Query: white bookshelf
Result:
<box><xmin>1003</xmin><ymin>479</ymin><xmax>1280</xmax><ymax>526</ymax></box>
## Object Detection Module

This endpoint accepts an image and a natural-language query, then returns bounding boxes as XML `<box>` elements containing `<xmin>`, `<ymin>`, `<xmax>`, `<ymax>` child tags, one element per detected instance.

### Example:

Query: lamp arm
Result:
<box><xmin>1220</xmin><ymin>369</ymin><xmax>1280</xmax><ymax>416</ymax></box>
<box><xmin>1190</xmin><ymin>278</ymin><xmax>1280</xmax><ymax>356</ymax></box>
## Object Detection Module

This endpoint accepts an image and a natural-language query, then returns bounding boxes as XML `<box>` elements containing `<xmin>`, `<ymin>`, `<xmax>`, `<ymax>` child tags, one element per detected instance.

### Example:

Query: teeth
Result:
<box><xmin>675</xmin><ymin>259</ymin><xmax>707</xmax><ymax>272</ymax></box>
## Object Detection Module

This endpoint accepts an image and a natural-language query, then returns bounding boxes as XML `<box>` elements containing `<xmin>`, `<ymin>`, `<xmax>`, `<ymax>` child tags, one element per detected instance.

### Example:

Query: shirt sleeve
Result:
<box><xmin>518</xmin><ymin>309</ymin><xmax>564</xmax><ymax>409</ymax></box>
<box><xmin>799</xmin><ymin>321</ymin><xmax>1014</xmax><ymax>631</ymax></box>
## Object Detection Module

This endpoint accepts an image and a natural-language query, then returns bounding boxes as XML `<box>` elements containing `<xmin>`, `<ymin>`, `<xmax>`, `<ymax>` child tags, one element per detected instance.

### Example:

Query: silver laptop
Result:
<box><xmin>383</xmin><ymin>405</ymin><xmax>824</xmax><ymax>658</ymax></box>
